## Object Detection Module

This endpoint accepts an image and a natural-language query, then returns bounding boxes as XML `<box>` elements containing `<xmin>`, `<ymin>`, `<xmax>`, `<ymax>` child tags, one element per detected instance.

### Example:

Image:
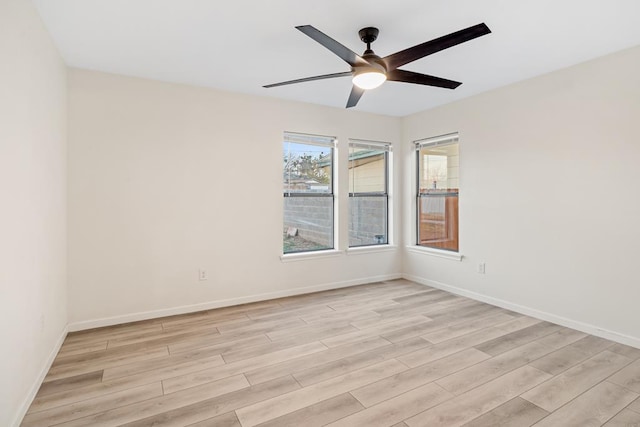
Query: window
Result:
<box><xmin>416</xmin><ymin>134</ymin><xmax>459</xmax><ymax>252</ymax></box>
<box><xmin>283</xmin><ymin>132</ymin><xmax>335</xmax><ymax>254</ymax></box>
<box><xmin>349</xmin><ymin>140</ymin><xmax>390</xmax><ymax>247</ymax></box>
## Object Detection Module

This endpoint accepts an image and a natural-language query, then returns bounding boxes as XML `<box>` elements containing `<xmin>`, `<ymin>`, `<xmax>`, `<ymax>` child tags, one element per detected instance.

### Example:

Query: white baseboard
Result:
<box><xmin>404</xmin><ymin>273</ymin><xmax>640</xmax><ymax>349</ymax></box>
<box><xmin>12</xmin><ymin>324</ymin><xmax>68</xmax><ymax>427</ymax></box>
<box><xmin>68</xmin><ymin>274</ymin><xmax>402</xmax><ymax>332</ymax></box>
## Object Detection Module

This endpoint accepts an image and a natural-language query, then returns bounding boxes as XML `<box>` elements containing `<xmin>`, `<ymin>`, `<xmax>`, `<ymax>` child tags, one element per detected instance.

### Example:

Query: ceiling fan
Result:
<box><xmin>264</xmin><ymin>23</ymin><xmax>491</xmax><ymax>108</ymax></box>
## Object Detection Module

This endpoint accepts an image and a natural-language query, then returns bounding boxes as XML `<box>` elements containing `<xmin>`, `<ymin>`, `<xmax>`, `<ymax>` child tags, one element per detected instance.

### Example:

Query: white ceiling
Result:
<box><xmin>33</xmin><ymin>0</ymin><xmax>640</xmax><ymax>117</ymax></box>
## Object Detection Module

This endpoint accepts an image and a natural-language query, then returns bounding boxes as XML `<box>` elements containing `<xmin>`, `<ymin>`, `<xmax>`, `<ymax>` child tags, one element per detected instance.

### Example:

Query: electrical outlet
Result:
<box><xmin>199</xmin><ymin>269</ymin><xmax>207</xmax><ymax>281</ymax></box>
<box><xmin>477</xmin><ymin>262</ymin><xmax>486</xmax><ymax>274</ymax></box>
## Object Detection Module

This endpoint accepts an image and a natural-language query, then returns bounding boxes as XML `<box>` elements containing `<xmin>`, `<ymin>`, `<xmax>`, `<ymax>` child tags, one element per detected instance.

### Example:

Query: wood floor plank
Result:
<box><xmin>245</xmin><ymin>336</ymin><xmax>391</xmax><ymax>386</ymax></box>
<box><xmin>235</xmin><ymin>359</ymin><xmax>407</xmax><ymax>427</ymax></box>
<box><xmin>30</xmin><ymin>353</ymin><xmax>242</xmax><ymax>412</ymax></box>
<box><xmin>397</xmin><ymin>320</ymin><xmax>538</xmax><ymax>368</ymax></box>
<box><xmin>161</xmin><ymin>312</ymin><xmax>250</xmax><ymax>331</ymax></box>
<box><xmin>462</xmin><ymin>397</ymin><xmax>548</xmax><ymax>427</ymax></box>
<box><xmin>532</xmin><ymin>381</ymin><xmax>638</xmax><ymax>427</ymax></box>
<box><xmin>529</xmin><ymin>334</ymin><xmax>614</xmax><ymax>375</ymax></box>
<box><xmin>185</xmin><ymin>411</ymin><xmax>242</xmax><ymax>427</ymax></box>
<box><xmin>52</xmin><ymin>341</ymin><xmax>168</xmax><ymax>368</ymax></box>
<box><xmin>167</xmin><ymin>332</ymin><xmax>271</xmax><ymax>355</ymax></box>
<box><xmin>351</xmin><ymin>348</ymin><xmax>490</xmax><ymax>407</ymax></box>
<box><xmin>350</xmin><ymin>299</ymin><xmax>481</xmax><ymax>331</ymax></box>
<box><xmin>421</xmin><ymin>312</ymin><xmax>516</xmax><ymax>344</ymax></box>
<box><xmin>250</xmin><ymin>324</ymin><xmax>358</xmax><ymax>353</ymax></box>
<box><xmin>168</xmin><ymin>299</ymin><xmax>281</xmax><ymax>321</ymax></box>
<box><xmin>160</xmin><ymin>310</ymin><xmax>250</xmax><ymax>329</ymax></box>
<box><xmin>218</xmin><ymin>333</ymin><xmax>338</xmax><ymax>364</ymax></box>
<box><xmin>603</xmin><ymin>408</ymin><xmax>640</xmax><ymax>426</ymax></box>
<box><xmin>22</xmin><ymin>383</ymin><xmax>163</xmax><ymax>426</ymax></box>
<box><xmin>521</xmin><ymin>350</ymin><xmax>633</xmax><ymax>412</ymax></box>
<box><xmin>347</xmin><ymin>308</ymin><xmax>433</xmax><ymax>330</ymax></box>
<box><xmin>265</xmin><ymin>321</ymin><xmax>357</xmax><ymax>343</ymax></box>
<box><xmin>610</xmin><ymin>343</ymin><xmax>640</xmax><ymax>360</ymax></box>
<box><xmin>45</xmin><ymin>346</ymin><xmax>170</xmax><ymax>381</ymax></box>
<box><xmin>63</xmin><ymin>322</ymin><xmax>163</xmax><ymax>345</ymax></box>
<box><xmin>391</xmin><ymin>289</ymin><xmax>440</xmax><ymax>303</ymax></box>
<box><xmin>53</xmin><ymin>374</ymin><xmax>250</xmax><ymax>427</ymax></box>
<box><xmin>293</xmin><ymin>337</ymin><xmax>429</xmax><ymax>387</ymax></box>
<box><xmin>327</xmin><ymin>382</ymin><xmax>452</xmax><ymax>427</ymax></box>
<box><xmin>255</xmin><ymin>393</ymin><xmax>364</xmax><ymax>427</ymax></box>
<box><xmin>494</xmin><ymin>315</ymin><xmax>543</xmax><ymax>333</ymax></box>
<box><xmin>245</xmin><ymin>303</ymin><xmax>335</xmax><ymax>322</ymax></box>
<box><xmin>118</xmin><ymin>376</ymin><xmax>300</xmax><ymax>427</ymax></box>
<box><xmin>404</xmin><ymin>366</ymin><xmax>551</xmax><ymax>427</ymax></box>
<box><xmin>105</xmin><ymin>325</ymin><xmax>220</xmax><ymax>348</ymax></box>
<box><xmin>473</xmin><ymin>322</ymin><xmax>563</xmax><ymax>356</ymax></box>
<box><xmin>57</xmin><ymin>341</ymin><xmax>109</xmax><ymax>357</ymax></box>
<box><xmin>300</xmin><ymin>309</ymin><xmax>381</xmax><ymax>326</ymax></box>
<box><xmin>425</xmin><ymin>302</ymin><xmax>505</xmax><ymax>322</ymax></box>
<box><xmin>378</xmin><ymin>317</ymin><xmax>455</xmax><ymax>344</ymax></box>
<box><xmin>373</xmin><ymin>294</ymin><xmax>462</xmax><ymax>318</ymax></box>
<box><xmin>569</xmin><ymin>334</ymin><xmax>615</xmax><ymax>353</ymax></box>
<box><xmin>320</xmin><ymin>315</ymin><xmax>430</xmax><ymax>348</ymax></box>
<box><xmin>102</xmin><ymin>351</ymin><xmax>224</xmax><ymax>382</ymax></box>
<box><xmin>162</xmin><ymin>341</ymin><xmax>327</xmax><ymax>394</ymax></box>
<box><xmin>629</xmin><ymin>396</ymin><xmax>640</xmax><ymax>413</ymax></box>
<box><xmin>36</xmin><ymin>370</ymin><xmax>104</xmax><ymax>397</ymax></box>
<box><xmin>327</xmin><ymin>297</ymin><xmax>400</xmax><ymax>312</ymax></box>
<box><xmin>436</xmin><ymin>341</ymin><xmax>551</xmax><ymax>395</ymax></box>
<box><xmin>436</xmin><ymin>328</ymin><xmax>585</xmax><ymax>395</ymax></box>
<box><xmin>609</xmin><ymin>359</ymin><xmax>640</xmax><ymax>393</ymax></box>
<box><xmin>215</xmin><ymin>316</ymin><xmax>305</xmax><ymax>336</ymax></box>
<box><xmin>380</xmin><ymin>306</ymin><xmax>511</xmax><ymax>344</ymax></box>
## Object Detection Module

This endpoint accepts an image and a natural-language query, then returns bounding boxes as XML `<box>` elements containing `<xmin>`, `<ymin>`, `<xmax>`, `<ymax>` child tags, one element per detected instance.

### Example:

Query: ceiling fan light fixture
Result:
<box><xmin>352</xmin><ymin>69</ymin><xmax>386</xmax><ymax>90</ymax></box>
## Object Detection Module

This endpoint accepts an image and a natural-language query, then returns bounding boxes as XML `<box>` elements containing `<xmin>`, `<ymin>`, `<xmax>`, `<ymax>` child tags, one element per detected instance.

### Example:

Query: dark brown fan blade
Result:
<box><xmin>387</xmin><ymin>69</ymin><xmax>462</xmax><ymax>89</ymax></box>
<box><xmin>263</xmin><ymin>71</ymin><xmax>352</xmax><ymax>88</ymax></box>
<box><xmin>296</xmin><ymin>25</ymin><xmax>370</xmax><ymax>67</ymax></box>
<box><xmin>383</xmin><ymin>23</ymin><xmax>491</xmax><ymax>70</ymax></box>
<box><xmin>346</xmin><ymin>85</ymin><xmax>365</xmax><ymax>108</ymax></box>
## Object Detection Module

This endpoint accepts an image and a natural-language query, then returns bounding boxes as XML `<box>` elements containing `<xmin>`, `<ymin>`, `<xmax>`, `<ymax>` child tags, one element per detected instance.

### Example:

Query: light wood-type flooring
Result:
<box><xmin>22</xmin><ymin>279</ymin><xmax>640</xmax><ymax>426</ymax></box>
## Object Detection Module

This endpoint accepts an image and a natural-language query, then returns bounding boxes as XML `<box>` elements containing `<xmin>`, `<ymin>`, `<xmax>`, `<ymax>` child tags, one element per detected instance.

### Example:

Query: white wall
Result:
<box><xmin>402</xmin><ymin>45</ymin><xmax>640</xmax><ymax>347</ymax></box>
<box><xmin>68</xmin><ymin>70</ymin><xmax>402</xmax><ymax>327</ymax></box>
<box><xmin>0</xmin><ymin>0</ymin><xmax>68</xmax><ymax>425</ymax></box>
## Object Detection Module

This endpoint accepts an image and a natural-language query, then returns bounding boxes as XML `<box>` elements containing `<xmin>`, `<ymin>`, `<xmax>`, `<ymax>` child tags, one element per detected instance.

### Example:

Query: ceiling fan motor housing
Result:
<box><xmin>358</xmin><ymin>27</ymin><xmax>386</xmax><ymax>72</ymax></box>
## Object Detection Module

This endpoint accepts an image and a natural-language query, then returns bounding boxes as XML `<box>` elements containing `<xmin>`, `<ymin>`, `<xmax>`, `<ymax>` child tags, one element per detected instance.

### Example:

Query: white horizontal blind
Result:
<box><xmin>349</xmin><ymin>139</ymin><xmax>392</xmax><ymax>151</ymax></box>
<box><xmin>415</xmin><ymin>132</ymin><xmax>458</xmax><ymax>148</ymax></box>
<box><xmin>284</xmin><ymin>131</ymin><xmax>336</xmax><ymax>147</ymax></box>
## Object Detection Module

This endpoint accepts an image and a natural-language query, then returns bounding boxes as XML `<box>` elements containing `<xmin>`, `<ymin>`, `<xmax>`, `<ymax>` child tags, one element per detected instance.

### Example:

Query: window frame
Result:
<box><xmin>415</xmin><ymin>133</ymin><xmax>460</xmax><ymax>253</ymax></box>
<box><xmin>282</xmin><ymin>132</ymin><xmax>337</xmax><ymax>255</ymax></box>
<box><xmin>348</xmin><ymin>139</ymin><xmax>391</xmax><ymax>248</ymax></box>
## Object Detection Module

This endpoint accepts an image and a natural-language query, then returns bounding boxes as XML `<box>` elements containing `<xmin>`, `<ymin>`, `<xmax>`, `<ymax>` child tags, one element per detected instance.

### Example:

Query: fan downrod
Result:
<box><xmin>359</xmin><ymin>27</ymin><xmax>379</xmax><ymax>50</ymax></box>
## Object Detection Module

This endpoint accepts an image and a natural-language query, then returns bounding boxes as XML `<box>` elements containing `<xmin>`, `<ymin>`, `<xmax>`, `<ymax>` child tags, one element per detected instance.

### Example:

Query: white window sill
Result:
<box><xmin>346</xmin><ymin>245</ymin><xmax>397</xmax><ymax>255</ymax></box>
<box><xmin>405</xmin><ymin>245</ymin><xmax>463</xmax><ymax>261</ymax></box>
<box><xmin>280</xmin><ymin>249</ymin><xmax>344</xmax><ymax>263</ymax></box>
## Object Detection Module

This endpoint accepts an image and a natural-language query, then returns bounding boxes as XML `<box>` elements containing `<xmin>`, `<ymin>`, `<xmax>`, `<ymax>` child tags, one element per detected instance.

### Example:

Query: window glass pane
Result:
<box><xmin>349</xmin><ymin>147</ymin><xmax>386</xmax><ymax>193</ymax></box>
<box><xmin>283</xmin><ymin>134</ymin><xmax>334</xmax><ymax>254</ymax></box>
<box><xmin>349</xmin><ymin>196</ymin><xmax>388</xmax><ymax>246</ymax></box>
<box><xmin>418</xmin><ymin>143</ymin><xmax>458</xmax><ymax>191</ymax></box>
<box><xmin>417</xmin><ymin>139</ymin><xmax>459</xmax><ymax>252</ymax></box>
<box><xmin>348</xmin><ymin>142</ymin><xmax>389</xmax><ymax>248</ymax></box>
<box><xmin>417</xmin><ymin>192</ymin><xmax>458</xmax><ymax>251</ymax></box>
<box><xmin>284</xmin><ymin>142</ymin><xmax>332</xmax><ymax>194</ymax></box>
<box><xmin>283</xmin><ymin>196</ymin><xmax>333</xmax><ymax>253</ymax></box>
